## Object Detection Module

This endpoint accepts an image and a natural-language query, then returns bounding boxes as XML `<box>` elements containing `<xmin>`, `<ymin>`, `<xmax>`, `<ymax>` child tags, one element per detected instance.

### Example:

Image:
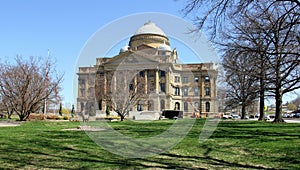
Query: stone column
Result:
<box><xmin>165</xmin><ymin>71</ymin><xmax>169</xmax><ymax>94</ymax></box>
<box><xmin>145</xmin><ymin>70</ymin><xmax>148</xmax><ymax>94</ymax></box>
<box><xmin>155</xmin><ymin>70</ymin><xmax>159</xmax><ymax>94</ymax></box>
<box><xmin>104</xmin><ymin>73</ymin><xmax>107</xmax><ymax>95</ymax></box>
<box><xmin>134</xmin><ymin>76</ymin><xmax>137</xmax><ymax>93</ymax></box>
<box><xmin>113</xmin><ymin>73</ymin><xmax>117</xmax><ymax>92</ymax></box>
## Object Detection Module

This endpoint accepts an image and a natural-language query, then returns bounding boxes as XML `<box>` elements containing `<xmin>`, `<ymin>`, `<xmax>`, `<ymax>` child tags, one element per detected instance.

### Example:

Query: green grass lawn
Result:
<box><xmin>0</xmin><ymin>119</ymin><xmax>299</xmax><ymax>169</ymax></box>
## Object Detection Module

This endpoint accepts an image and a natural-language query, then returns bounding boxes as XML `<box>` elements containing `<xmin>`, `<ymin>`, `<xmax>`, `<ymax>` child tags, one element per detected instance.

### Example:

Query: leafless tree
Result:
<box><xmin>0</xmin><ymin>56</ymin><xmax>63</xmax><ymax>121</ymax></box>
<box><xmin>183</xmin><ymin>0</ymin><xmax>300</xmax><ymax>122</ymax></box>
<box><xmin>182</xmin><ymin>0</ymin><xmax>300</xmax><ymax>39</ymax></box>
<box><xmin>223</xmin><ymin>50</ymin><xmax>259</xmax><ymax>119</ymax></box>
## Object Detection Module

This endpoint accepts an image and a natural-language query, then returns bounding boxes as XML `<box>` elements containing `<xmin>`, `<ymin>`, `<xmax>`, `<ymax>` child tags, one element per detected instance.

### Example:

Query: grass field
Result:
<box><xmin>0</xmin><ymin>119</ymin><xmax>299</xmax><ymax>169</ymax></box>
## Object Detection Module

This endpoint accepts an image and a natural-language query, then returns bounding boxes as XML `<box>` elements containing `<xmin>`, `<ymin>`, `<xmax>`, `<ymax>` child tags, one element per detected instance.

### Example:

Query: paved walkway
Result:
<box><xmin>0</xmin><ymin>121</ymin><xmax>21</xmax><ymax>127</ymax></box>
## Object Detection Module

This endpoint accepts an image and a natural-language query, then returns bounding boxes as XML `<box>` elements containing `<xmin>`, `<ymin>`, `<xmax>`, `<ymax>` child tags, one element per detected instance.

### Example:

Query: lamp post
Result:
<box><xmin>198</xmin><ymin>66</ymin><xmax>202</xmax><ymax>118</ymax></box>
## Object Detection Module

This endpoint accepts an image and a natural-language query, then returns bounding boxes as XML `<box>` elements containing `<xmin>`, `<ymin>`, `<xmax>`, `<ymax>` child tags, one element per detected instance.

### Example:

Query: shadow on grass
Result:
<box><xmin>0</xmin><ymin>120</ymin><xmax>299</xmax><ymax>169</ymax></box>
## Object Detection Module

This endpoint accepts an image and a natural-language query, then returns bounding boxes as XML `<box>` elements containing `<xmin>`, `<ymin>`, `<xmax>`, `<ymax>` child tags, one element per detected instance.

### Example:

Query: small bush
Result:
<box><xmin>46</xmin><ymin>114</ymin><xmax>59</xmax><ymax>120</ymax></box>
<box><xmin>29</xmin><ymin>113</ymin><xmax>45</xmax><ymax>120</ymax></box>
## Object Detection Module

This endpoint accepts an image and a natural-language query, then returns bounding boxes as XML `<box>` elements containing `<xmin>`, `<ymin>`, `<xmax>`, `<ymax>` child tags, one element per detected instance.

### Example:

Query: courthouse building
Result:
<box><xmin>77</xmin><ymin>21</ymin><xmax>218</xmax><ymax>117</ymax></box>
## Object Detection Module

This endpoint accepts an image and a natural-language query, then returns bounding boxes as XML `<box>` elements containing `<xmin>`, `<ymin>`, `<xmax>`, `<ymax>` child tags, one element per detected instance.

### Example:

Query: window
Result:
<box><xmin>174</xmin><ymin>87</ymin><xmax>180</xmax><ymax>96</ymax></box>
<box><xmin>129</xmin><ymin>84</ymin><xmax>134</xmax><ymax>91</ymax></box>
<box><xmin>136</xmin><ymin>101</ymin><xmax>144</xmax><ymax>111</ymax></box>
<box><xmin>205</xmin><ymin>76</ymin><xmax>210</xmax><ymax>83</ymax></box>
<box><xmin>205</xmin><ymin>102</ymin><xmax>210</xmax><ymax>112</ymax></box>
<box><xmin>184</xmin><ymin>102</ymin><xmax>188</xmax><ymax>111</ymax></box>
<box><xmin>205</xmin><ymin>87</ymin><xmax>210</xmax><ymax>96</ymax></box>
<box><xmin>175</xmin><ymin>102</ymin><xmax>180</xmax><ymax>110</ymax></box>
<box><xmin>149</xmin><ymin>71</ymin><xmax>155</xmax><ymax>77</ymax></box>
<box><xmin>194</xmin><ymin>76</ymin><xmax>199</xmax><ymax>82</ymax></box>
<box><xmin>183</xmin><ymin>87</ymin><xmax>188</xmax><ymax>96</ymax></box>
<box><xmin>80</xmin><ymin>89</ymin><xmax>85</xmax><ymax>97</ymax></box>
<box><xmin>139</xmin><ymin>71</ymin><xmax>144</xmax><ymax>77</ymax></box>
<box><xmin>175</xmin><ymin>76</ymin><xmax>180</xmax><ymax>83</ymax></box>
<box><xmin>79</xmin><ymin>79</ymin><xmax>85</xmax><ymax>85</ymax></box>
<box><xmin>183</xmin><ymin>77</ymin><xmax>188</xmax><ymax>83</ymax></box>
<box><xmin>194</xmin><ymin>102</ymin><xmax>199</xmax><ymax>109</ymax></box>
<box><xmin>194</xmin><ymin>87</ymin><xmax>199</xmax><ymax>96</ymax></box>
<box><xmin>160</xmin><ymin>83</ymin><xmax>166</xmax><ymax>93</ymax></box>
<box><xmin>160</xmin><ymin>71</ymin><xmax>165</xmax><ymax>77</ymax></box>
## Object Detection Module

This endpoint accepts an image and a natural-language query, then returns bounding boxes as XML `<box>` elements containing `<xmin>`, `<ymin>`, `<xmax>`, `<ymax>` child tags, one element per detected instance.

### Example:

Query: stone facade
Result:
<box><xmin>77</xmin><ymin>21</ymin><xmax>218</xmax><ymax>118</ymax></box>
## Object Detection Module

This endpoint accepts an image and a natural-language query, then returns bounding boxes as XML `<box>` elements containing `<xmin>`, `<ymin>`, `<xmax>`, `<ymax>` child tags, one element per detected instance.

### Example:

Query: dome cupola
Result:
<box><xmin>129</xmin><ymin>21</ymin><xmax>170</xmax><ymax>50</ymax></box>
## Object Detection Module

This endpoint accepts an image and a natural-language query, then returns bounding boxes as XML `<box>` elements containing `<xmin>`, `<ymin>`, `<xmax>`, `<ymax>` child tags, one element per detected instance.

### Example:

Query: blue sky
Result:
<box><xmin>1</xmin><ymin>0</ymin><xmax>220</xmax><ymax>107</ymax></box>
<box><xmin>0</xmin><ymin>0</ymin><xmax>198</xmax><ymax>106</ymax></box>
<box><xmin>1</xmin><ymin>0</ymin><xmax>297</xmax><ymax>107</ymax></box>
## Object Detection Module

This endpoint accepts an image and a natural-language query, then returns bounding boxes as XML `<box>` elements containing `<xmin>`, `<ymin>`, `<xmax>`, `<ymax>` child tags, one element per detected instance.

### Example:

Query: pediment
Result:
<box><xmin>104</xmin><ymin>51</ymin><xmax>159</xmax><ymax>66</ymax></box>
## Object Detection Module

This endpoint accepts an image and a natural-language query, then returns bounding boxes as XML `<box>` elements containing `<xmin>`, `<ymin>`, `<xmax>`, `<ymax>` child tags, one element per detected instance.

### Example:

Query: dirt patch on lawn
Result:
<box><xmin>62</xmin><ymin>125</ymin><xmax>106</xmax><ymax>132</ymax></box>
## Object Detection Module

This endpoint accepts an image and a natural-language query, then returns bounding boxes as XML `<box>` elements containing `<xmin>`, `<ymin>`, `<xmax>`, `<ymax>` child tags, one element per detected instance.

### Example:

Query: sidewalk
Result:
<box><xmin>0</xmin><ymin>121</ymin><xmax>21</xmax><ymax>127</ymax></box>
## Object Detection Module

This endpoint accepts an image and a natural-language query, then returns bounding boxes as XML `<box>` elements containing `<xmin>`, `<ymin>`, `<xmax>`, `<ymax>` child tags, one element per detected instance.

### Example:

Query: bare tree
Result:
<box><xmin>0</xmin><ymin>56</ymin><xmax>63</xmax><ymax>121</ymax></box>
<box><xmin>104</xmin><ymin>70</ymin><xmax>146</xmax><ymax>121</ymax></box>
<box><xmin>223</xmin><ymin>50</ymin><xmax>259</xmax><ymax>119</ymax></box>
<box><xmin>182</xmin><ymin>0</ymin><xmax>300</xmax><ymax>39</ymax></box>
<box><xmin>183</xmin><ymin>0</ymin><xmax>300</xmax><ymax>122</ymax></box>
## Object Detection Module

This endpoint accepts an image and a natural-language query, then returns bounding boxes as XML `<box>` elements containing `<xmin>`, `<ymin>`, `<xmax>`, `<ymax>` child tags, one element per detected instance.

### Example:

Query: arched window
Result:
<box><xmin>137</xmin><ymin>100</ymin><xmax>143</xmax><ymax>111</ymax></box>
<box><xmin>184</xmin><ymin>102</ymin><xmax>188</xmax><ymax>111</ymax></box>
<box><xmin>175</xmin><ymin>102</ymin><xmax>180</xmax><ymax>110</ymax></box>
<box><xmin>160</xmin><ymin>100</ymin><xmax>165</xmax><ymax>111</ymax></box>
<box><xmin>205</xmin><ymin>102</ymin><xmax>210</xmax><ymax>112</ymax></box>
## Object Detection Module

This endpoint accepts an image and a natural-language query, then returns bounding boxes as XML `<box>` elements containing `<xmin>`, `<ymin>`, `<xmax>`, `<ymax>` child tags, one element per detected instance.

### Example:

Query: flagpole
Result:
<box><xmin>44</xmin><ymin>49</ymin><xmax>50</xmax><ymax>114</ymax></box>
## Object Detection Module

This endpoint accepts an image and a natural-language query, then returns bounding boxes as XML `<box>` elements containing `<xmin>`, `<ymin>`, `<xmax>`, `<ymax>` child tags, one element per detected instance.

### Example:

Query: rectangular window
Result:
<box><xmin>183</xmin><ymin>87</ymin><xmax>188</xmax><ymax>96</ymax></box>
<box><xmin>184</xmin><ymin>102</ymin><xmax>188</xmax><ymax>111</ymax></box>
<box><xmin>205</xmin><ymin>87</ymin><xmax>210</xmax><ymax>96</ymax></box>
<box><xmin>80</xmin><ymin>89</ymin><xmax>85</xmax><ymax>97</ymax></box>
<box><xmin>160</xmin><ymin>83</ymin><xmax>166</xmax><ymax>93</ymax></box>
<box><xmin>194</xmin><ymin>102</ymin><xmax>199</xmax><ymax>109</ymax></box>
<box><xmin>174</xmin><ymin>87</ymin><xmax>180</xmax><ymax>96</ymax></box>
<box><xmin>160</xmin><ymin>71</ymin><xmax>165</xmax><ymax>77</ymax></box>
<box><xmin>205</xmin><ymin>76</ymin><xmax>210</xmax><ymax>83</ymax></box>
<box><xmin>183</xmin><ymin>77</ymin><xmax>188</xmax><ymax>83</ymax></box>
<box><xmin>194</xmin><ymin>87</ymin><xmax>199</xmax><ymax>95</ymax></box>
<box><xmin>194</xmin><ymin>76</ymin><xmax>199</xmax><ymax>82</ymax></box>
<box><xmin>174</xmin><ymin>76</ymin><xmax>180</xmax><ymax>83</ymax></box>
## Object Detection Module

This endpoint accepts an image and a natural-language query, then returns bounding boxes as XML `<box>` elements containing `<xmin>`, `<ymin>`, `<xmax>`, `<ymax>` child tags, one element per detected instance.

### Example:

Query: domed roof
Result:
<box><xmin>134</xmin><ymin>21</ymin><xmax>166</xmax><ymax>36</ymax></box>
<box><xmin>158</xmin><ymin>41</ymin><xmax>171</xmax><ymax>51</ymax></box>
<box><xmin>119</xmin><ymin>45</ymin><xmax>129</xmax><ymax>53</ymax></box>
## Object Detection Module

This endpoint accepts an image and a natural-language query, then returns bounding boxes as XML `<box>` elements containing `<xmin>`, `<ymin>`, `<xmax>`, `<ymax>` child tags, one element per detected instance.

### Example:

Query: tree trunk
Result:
<box><xmin>241</xmin><ymin>104</ymin><xmax>246</xmax><ymax>119</ymax></box>
<box><xmin>258</xmin><ymin>74</ymin><xmax>265</xmax><ymax>121</ymax></box>
<box><xmin>274</xmin><ymin>89</ymin><xmax>285</xmax><ymax>123</ymax></box>
<box><xmin>120</xmin><ymin>115</ymin><xmax>125</xmax><ymax>121</ymax></box>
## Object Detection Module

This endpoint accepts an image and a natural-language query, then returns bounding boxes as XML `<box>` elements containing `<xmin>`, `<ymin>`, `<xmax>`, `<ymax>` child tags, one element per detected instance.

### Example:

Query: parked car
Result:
<box><xmin>231</xmin><ymin>114</ymin><xmax>240</xmax><ymax>119</ymax></box>
<box><xmin>249</xmin><ymin>115</ymin><xmax>255</xmax><ymax>119</ymax></box>
<box><xmin>293</xmin><ymin>113</ymin><xmax>300</xmax><ymax>118</ymax></box>
<box><xmin>265</xmin><ymin>115</ymin><xmax>271</xmax><ymax>120</ymax></box>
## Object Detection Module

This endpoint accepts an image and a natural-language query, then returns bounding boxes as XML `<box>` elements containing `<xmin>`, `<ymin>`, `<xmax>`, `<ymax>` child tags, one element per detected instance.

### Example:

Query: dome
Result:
<box><xmin>158</xmin><ymin>42</ymin><xmax>171</xmax><ymax>51</ymax></box>
<box><xmin>134</xmin><ymin>21</ymin><xmax>166</xmax><ymax>36</ymax></box>
<box><xmin>119</xmin><ymin>45</ymin><xmax>129</xmax><ymax>53</ymax></box>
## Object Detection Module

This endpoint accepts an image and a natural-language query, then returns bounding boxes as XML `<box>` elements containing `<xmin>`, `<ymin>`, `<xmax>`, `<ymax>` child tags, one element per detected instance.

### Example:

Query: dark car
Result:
<box><xmin>293</xmin><ymin>113</ymin><xmax>300</xmax><ymax>118</ymax></box>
